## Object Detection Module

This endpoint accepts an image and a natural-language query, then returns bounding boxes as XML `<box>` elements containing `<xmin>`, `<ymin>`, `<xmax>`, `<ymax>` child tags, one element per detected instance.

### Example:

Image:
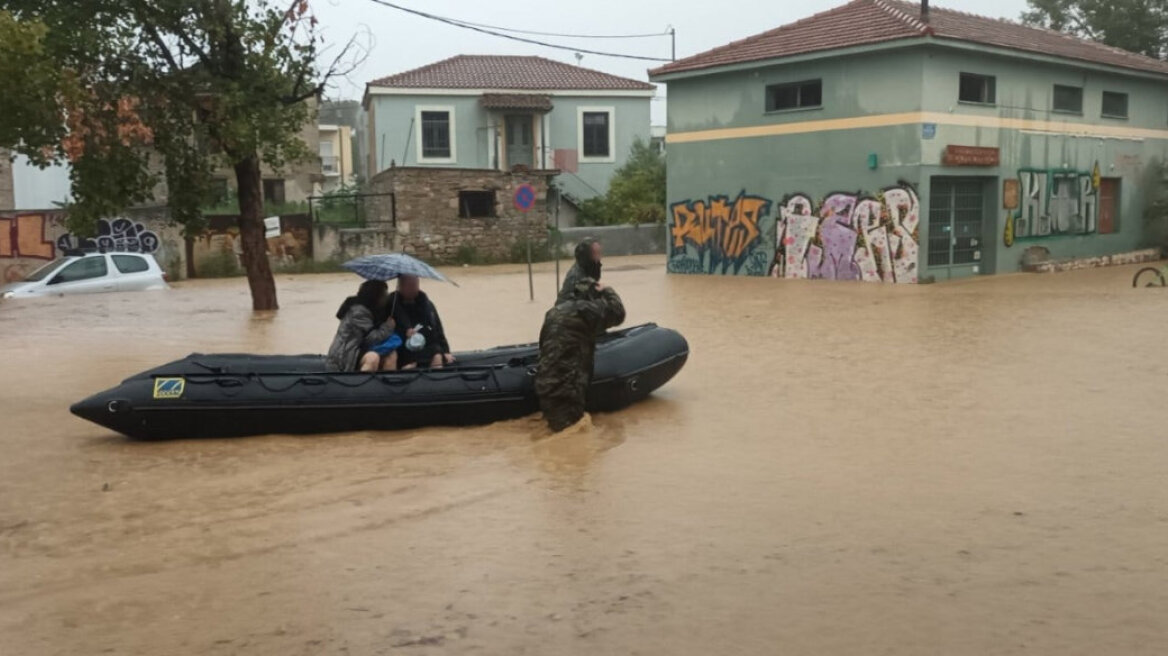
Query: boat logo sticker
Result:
<box><xmin>153</xmin><ymin>378</ymin><xmax>185</xmax><ymax>399</ymax></box>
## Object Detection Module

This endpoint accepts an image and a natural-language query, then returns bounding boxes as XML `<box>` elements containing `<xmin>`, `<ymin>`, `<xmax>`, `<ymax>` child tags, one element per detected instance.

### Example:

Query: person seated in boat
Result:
<box><xmin>387</xmin><ymin>275</ymin><xmax>454</xmax><ymax>369</ymax></box>
<box><xmin>557</xmin><ymin>238</ymin><xmax>602</xmax><ymax>304</ymax></box>
<box><xmin>535</xmin><ymin>277</ymin><xmax>625</xmax><ymax>432</ymax></box>
<box><xmin>326</xmin><ymin>280</ymin><xmax>400</xmax><ymax>372</ymax></box>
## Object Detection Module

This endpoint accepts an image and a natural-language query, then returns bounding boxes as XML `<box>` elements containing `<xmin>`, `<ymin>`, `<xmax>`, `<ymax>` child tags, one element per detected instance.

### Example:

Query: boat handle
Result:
<box><xmin>215</xmin><ymin>378</ymin><xmax>244</xmax><ymax>388</ymax></box>
<box><xmin>301</xmin><ymin>377</ymin><xmax>327</xmax><ymax>386</ymax></box>
<box><xmin>459</xmin><ymin>371</ymin><xmax>491</xmax><ymax>382</ymax></box>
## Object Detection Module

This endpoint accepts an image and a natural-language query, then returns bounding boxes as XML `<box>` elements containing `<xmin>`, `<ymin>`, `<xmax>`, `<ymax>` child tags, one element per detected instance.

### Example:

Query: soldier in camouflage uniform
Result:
<box><xmin>557</xmin><ymin>238</ymin><xmax>602</xmax><ymax>304</ymax></box>
<box><xmin>535</xmin><ymin>277</ymin><xmax>626</xmax><ymax>432</ymax></box>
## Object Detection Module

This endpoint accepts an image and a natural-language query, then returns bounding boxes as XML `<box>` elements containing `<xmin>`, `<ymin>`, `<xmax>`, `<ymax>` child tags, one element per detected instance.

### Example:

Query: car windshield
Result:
<box><xmin>22</xmin><ymin>258</ymin><xmax>71</xmax><ymax>283</ymax></box>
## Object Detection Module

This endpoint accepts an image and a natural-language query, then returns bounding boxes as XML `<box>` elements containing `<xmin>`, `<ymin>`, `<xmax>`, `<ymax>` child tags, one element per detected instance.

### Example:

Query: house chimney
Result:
<box><xmin>921</xmin><ymin>0</ymin><xmax>929</xmax><ymax>23</ymax></box>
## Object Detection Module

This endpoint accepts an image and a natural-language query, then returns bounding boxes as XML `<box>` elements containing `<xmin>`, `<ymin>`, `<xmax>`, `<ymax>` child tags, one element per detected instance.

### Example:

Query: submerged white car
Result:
<box><xmin>1</xmin><ymin>252</ymin><xmax>169</xmax><ymax>299</ymax></box>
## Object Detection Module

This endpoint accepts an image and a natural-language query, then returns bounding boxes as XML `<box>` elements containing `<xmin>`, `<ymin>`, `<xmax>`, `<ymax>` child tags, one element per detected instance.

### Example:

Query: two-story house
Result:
<box><xmin>362</xmin><ymin>55</ymin><xmax>655</xmax><ymax>212</ymax></box>
<box><xmin>650</xmin><ymin>0</ymin><xmax>1168</xmax><ymax>282</ymax></box>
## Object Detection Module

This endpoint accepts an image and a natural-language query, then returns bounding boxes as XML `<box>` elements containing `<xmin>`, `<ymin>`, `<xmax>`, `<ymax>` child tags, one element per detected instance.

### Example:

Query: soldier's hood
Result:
<box><xmin>574</xmin><ymin>239</ymin><xmax>601</xmax><ymax>280</ymax></box>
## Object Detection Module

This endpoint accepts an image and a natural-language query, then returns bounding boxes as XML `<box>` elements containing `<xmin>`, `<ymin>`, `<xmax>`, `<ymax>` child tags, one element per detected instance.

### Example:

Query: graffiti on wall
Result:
<box><xmin>669</xmin><ymin>191</ymin><xmax>772</xmax><ymax>275</ymax></box>
<box><xmin>1006</xmin><ymin>164</ymin><xmax>1100</xmax><ymax>245</ymax></box>
<box><xmin>57</xmin><ymin>217</ymin><xmax>161</xmax><ymax>254</ymax></box>
<box><xmin>770</xmin><ymin>184</ymin><xmax>920</xmax><ymax>284</ymax></box>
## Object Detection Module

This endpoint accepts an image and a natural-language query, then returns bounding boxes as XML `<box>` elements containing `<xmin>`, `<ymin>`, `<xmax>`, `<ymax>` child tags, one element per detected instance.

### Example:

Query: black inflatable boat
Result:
<box><xmin>70</xmin><ymin>324</ymin><xmax>688</xmax><ymax>439</ymax></box>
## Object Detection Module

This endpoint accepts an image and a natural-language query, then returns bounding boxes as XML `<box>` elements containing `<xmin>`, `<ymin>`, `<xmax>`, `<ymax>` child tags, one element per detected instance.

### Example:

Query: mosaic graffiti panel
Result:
<box><xmin>1004</xmin><ymin>164</ymin><xmax>1100</xmax><ymax>245</ymax></box>
<box><xmin>668</xmin><ymin>191</ymin><xmax>772</xmax><ymax>275</ymax></box>
<box><xmin>770</xmin><ymin>184</ymin><xmax>920</xmax><ymax>284</ymax></box>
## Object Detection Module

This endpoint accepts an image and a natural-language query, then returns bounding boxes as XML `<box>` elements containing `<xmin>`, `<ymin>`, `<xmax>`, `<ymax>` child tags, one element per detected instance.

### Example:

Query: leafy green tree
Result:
<box><xmin>0</xmin><ymin>2</ymin><xmax>360</xmax><ymax>310</ymax></box>
<box><xmin>577</xmin><ymin>138</ymin><xmax>666</xmax><ymax>226</ymax></box>
<box><xmin>1022</xmin><ymin>0</ymin><xmax>1168</xmax><ymax>59</ymax></box>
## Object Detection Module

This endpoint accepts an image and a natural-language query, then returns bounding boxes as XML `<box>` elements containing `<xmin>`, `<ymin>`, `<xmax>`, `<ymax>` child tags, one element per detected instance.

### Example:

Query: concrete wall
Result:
<box><xmin>1</xmin><ymin>209</ymin><xmax>316</xmax><ymax>282</ymax></box>
<box><xmin>366</xmin><ymin>93</ymin><xmax>651</xmax><ymax>200</ymax></box>
<box><xmin>0</xmin><ymin>208</ymin><xmax>184</xmax><ymax>283</ymax></box>
<box><xmin>657</xmin><ymin>44</ymin><xmax>1168</xmax><ymax>282</ymax></box>
<box><xmin>660</xmin><ymin>51</ymin><xmax>925</xmax><ymax>278</ymax></box>
<box><xmin>917</xmin><ymin>47</ymin><xmax>1168</xmax><ymax>279</ymax></box>
<box><xmin>558</xmin><ymin>223</ymin><xmax>666</xmax><ymax>257</ymax></box>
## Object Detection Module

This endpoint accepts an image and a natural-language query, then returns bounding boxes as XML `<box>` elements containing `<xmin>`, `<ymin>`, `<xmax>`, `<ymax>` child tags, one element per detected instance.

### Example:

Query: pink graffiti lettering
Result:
<box><xmin>771</xmin><ymin>185</ymin><xmax>919</xmax><ymax>284</ymax></box>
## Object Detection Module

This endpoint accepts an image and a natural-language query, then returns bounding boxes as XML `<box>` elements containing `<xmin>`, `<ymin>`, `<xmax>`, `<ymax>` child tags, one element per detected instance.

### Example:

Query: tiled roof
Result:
<box><xmin>480</xmin><ymin>93</ymin><xmax>554</xmax><ymax>111</ymax></box>
<box><xmin>650</xmin><ymin>0</ymin><xmax>1168</xmax><ymax>78</ymax></box>
<box><xmin>369</xmin><ymin>55</ymin><xmax>655</xmax><ymax>91</ymax></box>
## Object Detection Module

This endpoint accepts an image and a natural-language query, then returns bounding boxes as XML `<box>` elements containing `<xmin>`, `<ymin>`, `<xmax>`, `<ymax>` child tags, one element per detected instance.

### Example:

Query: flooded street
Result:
<box><xmin>2</xmin><ymin>257</ymin><xmax>1168</xmax><ymax>655</ymax></box>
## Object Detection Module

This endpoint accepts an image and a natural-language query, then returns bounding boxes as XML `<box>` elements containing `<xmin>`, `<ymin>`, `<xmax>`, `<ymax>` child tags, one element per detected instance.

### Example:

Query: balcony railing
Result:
<box><xmin>321</xmin><ymin>155</ymin><xmax>340</xmax><ymax>176</ymax></box>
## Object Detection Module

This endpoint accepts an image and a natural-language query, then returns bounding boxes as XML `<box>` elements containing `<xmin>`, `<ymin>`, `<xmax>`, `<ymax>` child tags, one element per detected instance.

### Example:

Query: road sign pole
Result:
<box><xmin>513</xmin><ymin>182</ymin><xmax>538</xmax><ymax>303</ymax></box>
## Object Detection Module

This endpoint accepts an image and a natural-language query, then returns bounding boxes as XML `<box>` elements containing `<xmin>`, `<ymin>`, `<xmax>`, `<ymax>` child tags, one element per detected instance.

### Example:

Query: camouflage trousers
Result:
<box><xmin>534</xmin><ymin>324</ymin><xmax>593</xmax><ymax>432</ymax></box>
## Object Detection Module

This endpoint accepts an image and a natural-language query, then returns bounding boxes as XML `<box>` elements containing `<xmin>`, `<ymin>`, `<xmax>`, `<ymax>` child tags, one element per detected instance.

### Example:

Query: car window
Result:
<box><xmin>52</xmin><ymin>257</ymin><xmax>109</xmax><ymax>284</ymax></box>
<box><xmin>23</xmin><ymin>258</ymin><xmax>71</xmax><ymax>282</ymax></box>
<box><xmin>112</xmin><ymin>255</ymin><xmax>150</xmax><ymax>274</ymax></box>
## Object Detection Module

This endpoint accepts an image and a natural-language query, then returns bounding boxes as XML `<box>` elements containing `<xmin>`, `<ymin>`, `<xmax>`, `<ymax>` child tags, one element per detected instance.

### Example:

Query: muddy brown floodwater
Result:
<box><xmin>2</xmin><ymin>257</ymin><xmax>1168</xmax><ymax>655</ymax></box>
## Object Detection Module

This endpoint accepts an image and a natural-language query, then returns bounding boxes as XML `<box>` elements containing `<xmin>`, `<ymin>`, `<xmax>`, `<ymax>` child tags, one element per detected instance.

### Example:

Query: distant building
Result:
<box><xmin>0</xmin><ymin>150</ymin><xmax>13</xmax><ymax>211</ymax></box>
<box><xmin>319</xmin><ymin>99</ymin><xmax>367</xmax><ymax>185</ymax></box>
<box><xmin>317</xmin><ymin>122</ymin><xmax>355</xmax><ymax>193</ymax></box>
<box><xmin>650</xmin><ymin>0</ymin><xmax>1168</xmax><ymax>281</ymax></box>
<box><xmin>361</xmin><ymin>55</ymin><xmax>655</xmax><ymax>209</ymax></box>
<box><xmin>650</xmin><ymin>125</ymin><xmax>666</xmax><ymax>155</ymax></box>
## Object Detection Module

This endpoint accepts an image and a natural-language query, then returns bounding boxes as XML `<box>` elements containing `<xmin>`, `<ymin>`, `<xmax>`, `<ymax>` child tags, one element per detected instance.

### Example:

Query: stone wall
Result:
<box><xmin>1022</xmin><ymin>248</ymin><xmax>1161</xmax><ymax>274</ymax></box>
<box><xmin>368</xmin><ymin>166</ymin><xmax>553</xmax><ymax>263</ymax></box>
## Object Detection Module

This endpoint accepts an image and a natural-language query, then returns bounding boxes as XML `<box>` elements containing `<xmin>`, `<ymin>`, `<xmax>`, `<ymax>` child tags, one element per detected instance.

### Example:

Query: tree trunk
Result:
<box><xmin>234</xmin><ymin>155</ymin><xmax>278</xmax><ymax>310</ymax></box>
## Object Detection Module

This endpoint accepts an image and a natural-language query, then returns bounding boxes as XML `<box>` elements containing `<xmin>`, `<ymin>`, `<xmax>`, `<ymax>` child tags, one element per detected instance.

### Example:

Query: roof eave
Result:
<box><xmin>930</xmin><ymin>36</ymin><xmax>1168</xmax><ymax>81</ymax></box>
<box><xmin>650</xmin><ymin>35</ymin><xmax>1168</xmax><ymax>83</ymax></box>
<box><xmin>649</xmin><ymin>38</ymin><xmax>927</xmax><ymax>82</ymax></box>
<box><xmin>364</xmin><ymin>86</ymin><xmax>656</xmax><ymax>97</ymax></box>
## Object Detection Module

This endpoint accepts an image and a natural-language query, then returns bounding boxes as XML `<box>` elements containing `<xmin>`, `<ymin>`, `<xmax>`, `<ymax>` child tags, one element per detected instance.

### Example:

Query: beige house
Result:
<box><xmin>0</xmin><ymin>151</ymin><xmax>13</xmax><ymax>211</ymax></box>
<box><xmin>317</xmin><ymin>123</ymin><xmax>354</xmax><ymax>194</ymax></box>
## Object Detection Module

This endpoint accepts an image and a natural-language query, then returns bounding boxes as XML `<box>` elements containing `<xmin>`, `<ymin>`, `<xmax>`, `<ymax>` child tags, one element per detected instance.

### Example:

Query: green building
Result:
<box><xmin>362</xmin><ymin>55</ymin><xmax>654</xmax><ymax>212</ymax></box>
<box><xmin>649</xmin><ymin>0</ymin><xmax>1168</xmax><ymax>281</ymax></box>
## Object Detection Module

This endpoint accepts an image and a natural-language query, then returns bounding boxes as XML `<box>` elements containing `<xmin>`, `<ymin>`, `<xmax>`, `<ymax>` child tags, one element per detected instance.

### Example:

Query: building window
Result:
<box><xmin>263</xmin><ymin>179</ymin><xmax>286</xmax><ymax>204</ymax></box>
<box><xmin>458</xmin><ymin>190</ymin><xmax>496</xmax><ymax>218</ymax></box>
<box><xmin>582</xmin><ymin>112</ymin><xmax>610</xmax><ymax>158</ymax></box>
<box><xmin>1102</xmin><ymin>91</ymin><xmax>1129</xmax><ymax>119</ymax></box>
<box><xmin>418</xmin><ymin>108</ymin><xmax>454</xmax><ymax>161</ymax></box>
<box><xmin>958</xmin><ymin>73</ymin><xmax>996</xmax><ymax>104</ymax></box>
<box><xmin>1099</xmin><ymin>178</ymin><xmax>1120</xmax><ymax>234</ymax></box>
<box><xmin>1053</xmin><ymin>85</ymin><xmax>1083</xmax><ymax>114</ymax></box>
<box><xmin>207</xmin><ymin>177</ymin><xmax>229</xmax><ymax>204</ymax></box>
<box><xmin>766</xmin><ymin>79</ymin><xmax>823</xmax><ymax>112</ymax></box>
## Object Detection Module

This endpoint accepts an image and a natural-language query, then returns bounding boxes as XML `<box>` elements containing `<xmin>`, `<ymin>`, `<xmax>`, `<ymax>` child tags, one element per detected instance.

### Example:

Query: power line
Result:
<box><xmin>365</xmin><ymin>0</ymin><xmax>672</xmax><ymax>62</ymax></box>
<box><xmin>443</xmin><ymin>18</ymin><xmax>668</xmax><ymax>40</ymax></box>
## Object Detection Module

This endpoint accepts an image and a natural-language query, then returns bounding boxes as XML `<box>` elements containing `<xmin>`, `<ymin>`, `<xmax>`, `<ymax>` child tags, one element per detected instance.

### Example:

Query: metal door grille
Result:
<box><xmin>929</xmin><ymin>179</ymin><xmax>984</xmax><ymax>268</ymax></box>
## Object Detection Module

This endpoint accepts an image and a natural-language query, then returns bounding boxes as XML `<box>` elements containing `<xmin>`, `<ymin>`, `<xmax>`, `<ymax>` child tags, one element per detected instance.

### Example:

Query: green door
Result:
<box><xmin>928</xmin><ymin>178</ymin><xmax>987</xmax><ymax>279</ymax></box>
<box><xmin>505</xmin><ymin>114</ymin><xmax>533</xmax><ymax>168</ymax></box>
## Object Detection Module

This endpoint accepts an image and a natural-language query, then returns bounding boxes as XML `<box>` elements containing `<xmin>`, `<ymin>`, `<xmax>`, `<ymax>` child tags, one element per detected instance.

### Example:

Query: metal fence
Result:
<box><xmin>307</xmin><ymin>192</ymin><xmax>396</xmax><ymax>227</ymax></box>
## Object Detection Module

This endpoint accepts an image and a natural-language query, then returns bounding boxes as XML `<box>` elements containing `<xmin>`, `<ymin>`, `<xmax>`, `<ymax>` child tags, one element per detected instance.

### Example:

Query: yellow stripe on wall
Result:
<box><xmin>664</xmin><ymin>111</ymin><xmax>1168</xmax><ymax>144</ymax></box>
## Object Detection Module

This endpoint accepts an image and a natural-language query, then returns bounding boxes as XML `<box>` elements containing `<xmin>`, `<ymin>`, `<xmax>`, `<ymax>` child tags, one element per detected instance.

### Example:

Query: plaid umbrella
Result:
<box><xmin>342</xmin><ymin>253</ymin><xmax>458</xmax><ymax>286</ymax></box>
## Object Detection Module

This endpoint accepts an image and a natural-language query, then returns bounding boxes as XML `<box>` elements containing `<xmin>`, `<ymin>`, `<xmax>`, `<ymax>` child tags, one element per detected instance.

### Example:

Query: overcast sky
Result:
<box><xmin>314</xmin><ymin>0</ymin><xmax>1032</xmax><ymax>122</ymax></box>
